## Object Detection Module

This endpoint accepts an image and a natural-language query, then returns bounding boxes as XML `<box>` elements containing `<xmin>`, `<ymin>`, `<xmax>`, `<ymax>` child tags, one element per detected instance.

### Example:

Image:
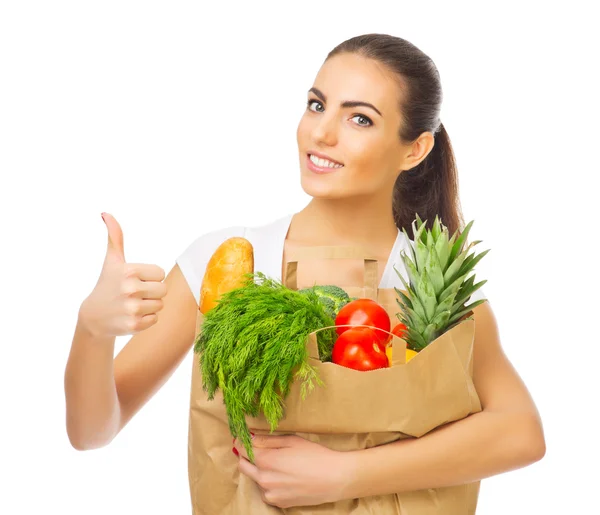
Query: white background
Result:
<box><xmin>1</xmin><ymin>1</ymin><xmax>598</xmax><ymax>513</ymax></box>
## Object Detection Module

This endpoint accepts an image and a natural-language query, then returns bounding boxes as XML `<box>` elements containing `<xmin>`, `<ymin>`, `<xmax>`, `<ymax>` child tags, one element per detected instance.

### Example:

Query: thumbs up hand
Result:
<box><xmin>79</xmin><ymin>213</ymin><xmax>168</xmax><ymax>338</ymax></box>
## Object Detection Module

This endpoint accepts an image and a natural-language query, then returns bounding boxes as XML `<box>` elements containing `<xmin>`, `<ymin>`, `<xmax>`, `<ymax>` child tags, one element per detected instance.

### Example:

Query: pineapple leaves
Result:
<box><xmin>416</xmin><ymin>214</ymin><xmax>429</xmax><ymax>244</ymax></box>
<box><xmin>401</xmin><ymin>227</ymin><xmax>417</xmax><ymax>264</ymax></box>
<box><xmin>447</xmin><ymin>299</ymin><xmax>487</xmax><ymax>326</ymax></box>
<box><xmin>422</xmin><ymin>323</ymin><xmax>439</xmax><ymax>345</ymax></box>
<box><xmin>394</xmin><ymin>264</ymin><xmax>429</xmax><ymax>321</ymax></box>
<box><xmin>443</xmin><ymin>247</ymin><xmax>469</xmax><ymax>285</ymax></box>
<box><xmin>438</xmin><ymin>272</ymin><xmax>468</xmax><ymax>304</ymax></box>
<box><xmin>425</xmin><ymin>243</ymin><xmax>445</xmax><ymax>295</ymax></box>
<box><xmin>405</xmin><ymin>325</ymin><xmax>429</xmax><ymax>350</ymax></box>
<box><xmin>455</xmin><ymin>278</ymin><xmax>488</xmax><ymax>308</ymax></box>
<box><xmin>449</xmin><ymin>219</ymin><xmax>474</xmax><ymax>264</ymax></box>
<box><xmin>393</xmin><ymin>214</ymin><xmax>489</xmax><ymax>351</ymax></box>
<box><xmin>431</xmin><ymin>215</ymin><xmax>442</xmax><ymax>241</ymax></box>
<box><xmin>415</xmin><ymin>268</ymin><xmax>437</xmax><ymax>321</ymax></box>
<box><xmin>415</xmin><ymin>235</ymin><xmax>429</xmax><ymax>273</ymax></box>
<box><xmin>457</xmin><ymin>248</ymin><xmax>491</xmax><ymax>279</ymax></box>
<box><xmin>435</xmin><ymin>226</ymin><xmax>451</xmax><ymax>271</ymax></box>
<box><xmin>426</xmin><ymin>229</ymin><xmax>435</xmax><ymax>250</ymax></box>
<box><xmin>434</xmin><ymin>290</ymin><xmax>457</xmax><ymax>318</ymax></box>
<box><xmin>394</xmin><ymin>284</ymin><xmax>413</xmax><ymax>311</ymax></box>
<box><xmin>403</xmin><ymin>303</ymin><xmax>428</xmax><ymax>329</ymax></box>
<box><xmin>401</xmin><ymin>251</ymin><xmax>421</xmax><ymax>288</ymax></box>
<box><xmin>431</xmin><ymin>309</ymin><xmax>452</xmax><ymax>328</ymax></box>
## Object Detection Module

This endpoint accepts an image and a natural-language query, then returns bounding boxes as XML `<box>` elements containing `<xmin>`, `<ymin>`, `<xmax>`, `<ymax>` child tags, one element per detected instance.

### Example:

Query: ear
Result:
<box><xmin>400</xmin><ymin>131</ymin><xmax>435</xmax><ymax>171</ymax></box>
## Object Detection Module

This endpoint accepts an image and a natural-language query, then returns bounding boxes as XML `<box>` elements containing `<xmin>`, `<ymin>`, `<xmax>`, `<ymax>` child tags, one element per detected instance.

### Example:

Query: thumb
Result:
<box><xmin>101</xmin><ymin>212</ymin><xmax>125</xmax><ymax>262</ymax></box>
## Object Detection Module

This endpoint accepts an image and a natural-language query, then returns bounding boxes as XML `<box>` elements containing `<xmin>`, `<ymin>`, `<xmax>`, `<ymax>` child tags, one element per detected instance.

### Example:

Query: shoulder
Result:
<box><xmin>175</xmin><ymin>213</ymin><xmax>293</xmax><ymax>305</ymax></box>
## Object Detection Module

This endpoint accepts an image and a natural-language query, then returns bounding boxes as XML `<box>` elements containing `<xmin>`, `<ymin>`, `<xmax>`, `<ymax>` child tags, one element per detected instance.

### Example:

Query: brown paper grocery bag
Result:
<box><xmin>188</xmin><ymin>245</ymin><xmax>482</xmax><ymax>514</ymax></box>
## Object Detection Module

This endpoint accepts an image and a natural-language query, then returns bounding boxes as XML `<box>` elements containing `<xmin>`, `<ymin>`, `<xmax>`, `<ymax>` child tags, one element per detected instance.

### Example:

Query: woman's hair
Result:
<box><xmin>326</xmin><ymin>34</ymin><xmax>466</xmax><ymax>237</ymax></box>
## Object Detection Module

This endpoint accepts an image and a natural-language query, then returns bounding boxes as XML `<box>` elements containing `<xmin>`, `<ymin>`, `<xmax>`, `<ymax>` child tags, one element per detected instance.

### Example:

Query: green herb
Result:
<box><xmin>193</xmin><ymin>271</ymin><xmax>337</xmax><ymax>463</ymax></box>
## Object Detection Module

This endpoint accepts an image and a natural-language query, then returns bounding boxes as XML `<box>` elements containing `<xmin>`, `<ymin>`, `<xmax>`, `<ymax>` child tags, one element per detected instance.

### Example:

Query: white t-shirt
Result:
<box><xmin>176</xmin><ymin>212</ymin><xmax>486</xmax><ymax>307</ymax></box>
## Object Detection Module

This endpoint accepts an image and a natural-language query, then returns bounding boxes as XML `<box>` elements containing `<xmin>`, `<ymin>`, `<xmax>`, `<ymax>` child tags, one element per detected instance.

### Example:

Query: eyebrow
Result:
<box><xmin>308</xmin><ymin>87</ymin><xmax>383</xmax><ymax>117</ymax></box>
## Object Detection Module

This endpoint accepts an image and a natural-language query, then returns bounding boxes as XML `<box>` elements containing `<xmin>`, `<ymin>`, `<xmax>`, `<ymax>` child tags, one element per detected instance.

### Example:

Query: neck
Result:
<box><xmin>291</xmin><ymin>195</ymin><xmax>398</xmax><ymax>247</ymax></box>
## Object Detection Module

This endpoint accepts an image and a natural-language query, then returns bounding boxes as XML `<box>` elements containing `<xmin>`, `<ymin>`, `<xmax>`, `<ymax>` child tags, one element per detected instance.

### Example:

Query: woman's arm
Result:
<box><xmin>344</xmin><ymin>301</ymin><xmax>546</xmax><ymax>498</ymax></box>
<box><xmin>65</xmin><ymin>264</ymin><xmax>198</xmax><ymax>450</ymax></box>
<box><xmin>234</xmin><ymin>302</ymin><xmax>546</xmax><ymax>508</ymax></box>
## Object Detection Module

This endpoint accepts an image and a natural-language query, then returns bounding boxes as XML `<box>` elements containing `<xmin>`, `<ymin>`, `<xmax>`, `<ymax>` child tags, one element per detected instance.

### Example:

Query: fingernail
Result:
<box><xmin>250</xmin><ymin>432</ymin><xmax>255</xmax><ymax>439</ymax></box>
<box><xmin>101</xmin><ymin>213</ymin><xmax>106</xmax><ymax>223</ymax></box>
<box><xmin>232</xmin><ymin>446</ymin><xmax>239</xmax><ymax>457</ymax></box>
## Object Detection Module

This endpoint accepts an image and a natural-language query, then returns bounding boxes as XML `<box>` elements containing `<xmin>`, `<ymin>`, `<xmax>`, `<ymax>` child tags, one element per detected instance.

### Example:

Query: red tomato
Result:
<box><xmin>331</xmin><ymin>327</ymin><xmax>389</xmax><ymax>371</ymax></box>
<box><xmin>391</xmin><ymin>322</ymin><xmax>408</xmax><ymax>339</ymax></box>
<box><xmin>335</xmin><ymin>299</ymin><xmax>391</xmax><ymax>346</ymax></box>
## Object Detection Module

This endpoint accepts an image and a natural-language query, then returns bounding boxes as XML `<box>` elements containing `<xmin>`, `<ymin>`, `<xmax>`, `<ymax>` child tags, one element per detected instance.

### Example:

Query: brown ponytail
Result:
<box><xmin>326</xmin><ymin>34</ymin><xmax>466</xmax><ymax>237</ymax></box>
<box><xmin>392</xmin><ymin>122</ymin><xmax>465</xmax><ymax>237</ymax></box>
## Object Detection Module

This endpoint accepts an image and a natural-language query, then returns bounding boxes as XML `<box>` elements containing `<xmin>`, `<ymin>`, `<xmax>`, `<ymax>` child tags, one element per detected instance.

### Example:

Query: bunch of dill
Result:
<box><xmin>193</xmin><ymin>271</ymin><xmax>337</xmax><ymax>463</ymax></box>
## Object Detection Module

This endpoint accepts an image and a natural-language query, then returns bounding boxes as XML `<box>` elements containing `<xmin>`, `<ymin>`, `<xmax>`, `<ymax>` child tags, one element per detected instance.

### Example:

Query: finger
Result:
<box><xmin>238</xmin><ymin>456</ymin><xmax>260</xmax><ymax>483</ymax></box>
<box><xmin>125</xmin><ymin>263</ymin><xmax>166</xmax><ymax>282</ymax></box>
<box><xmin>122</xmin><ymin>278</ymin><xmax>167</xmax><ymax>299</ymax></box>
<box><xmin>102</xmin><ymin>212</ymin><xmax>125</xmax><ymax>263</ymax></box>
<box><xmin>233</xmin><ymin>439</ymin><xmax>247</xmax><ymax>460</ymax></box>
<box><xmin>233</xmin><ymin>438</ymin><xmax>252</xmax><ymax>462</ymax></box>
<box><xmin>260</xmin><ymin>490</ymin><xmax>269</xmax><ymax>505</ymax></box>
<box><xmin>251</xmin><ymin>434</ymin><xmax>298</xmax><ymax>449</ymax></box>
<box><xmin>138</xmin><ymin>280</ymin><xmax>168</xmax><ymax>300</ymax></box>
<box><xmin>260</xmin><ymin>489</ymin><xmax>279</xmax><ymax>507</ymax></box>
<box><xmin>136</xmin><ymin>299</ymin><xmax>165</xmax><ymax>317</ymax></box>
<box><xmin>132</xmin><ymin>313</ymin><xmax>159</xmax><ymax>332</ymax></box>
<box><xmin>123</xmin><ymin>297</ymin><xmax>164</xmax><ymax>318</ymax></box>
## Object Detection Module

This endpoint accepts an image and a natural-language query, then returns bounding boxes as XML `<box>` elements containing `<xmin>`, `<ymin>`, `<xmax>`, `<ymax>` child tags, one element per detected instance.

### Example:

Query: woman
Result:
<box><xmin>65</xmin><ymin>33</ymin><xmax>546</xmax><ymax>510</ymax></box>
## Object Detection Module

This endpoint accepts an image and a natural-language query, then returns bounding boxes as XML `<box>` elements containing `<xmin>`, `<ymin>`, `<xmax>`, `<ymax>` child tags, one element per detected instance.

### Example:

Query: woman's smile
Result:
<box><xmin>306</xmin><ymin>151</ymin><xmax>344</xmax><ymax>174</ymax></box>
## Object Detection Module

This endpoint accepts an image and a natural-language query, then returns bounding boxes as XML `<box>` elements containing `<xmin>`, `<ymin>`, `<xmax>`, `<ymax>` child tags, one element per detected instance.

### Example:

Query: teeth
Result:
<box><xmin>309</xmin><ymin>154</ymin><xmax>343</xmax><ymax>169</ymax></box>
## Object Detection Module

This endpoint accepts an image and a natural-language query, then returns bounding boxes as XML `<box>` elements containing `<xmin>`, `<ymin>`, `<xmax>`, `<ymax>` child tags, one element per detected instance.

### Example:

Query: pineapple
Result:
<box><xmin>394</xmin><ymin>214</ymin><xmax>489</xmax><ymax>351</ymax></box>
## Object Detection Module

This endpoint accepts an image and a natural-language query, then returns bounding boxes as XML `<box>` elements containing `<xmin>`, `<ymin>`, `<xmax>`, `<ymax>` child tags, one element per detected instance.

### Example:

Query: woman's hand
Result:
<box><xmin>79</xmin><ymin>212</ymin><xmax>168</xmax><ymax>338</ymax></box>
<box><xmin>233</xmin><ymin>434</ymin><xmax>351</xmax><ymax>509</ymax></box>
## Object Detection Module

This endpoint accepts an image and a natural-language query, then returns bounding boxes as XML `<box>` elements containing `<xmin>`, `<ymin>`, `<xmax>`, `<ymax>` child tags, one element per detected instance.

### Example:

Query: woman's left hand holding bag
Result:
<box><xmin>233</xmin><ymin>434</ymin><xmax>352</xmax><ymax>509</ymax></box>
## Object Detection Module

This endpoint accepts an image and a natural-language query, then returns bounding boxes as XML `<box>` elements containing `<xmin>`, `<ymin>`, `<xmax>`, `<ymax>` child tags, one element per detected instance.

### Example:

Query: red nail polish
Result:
<box><xmin>232</xmin><ymin>446</ymin><xmax>239</xmax><ymax>457</ymax></box>
<box><xmin>250</xmin><ymin>432</ymin><xmax>255</xmax><ymax>439</ymax></box>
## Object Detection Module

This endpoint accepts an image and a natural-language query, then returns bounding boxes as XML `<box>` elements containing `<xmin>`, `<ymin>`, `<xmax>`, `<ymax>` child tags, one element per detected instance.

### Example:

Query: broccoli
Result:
<box><xmin>298</xmin><ymin>285</ymin><xmax>351</xmax><ymax>320</ymax></box>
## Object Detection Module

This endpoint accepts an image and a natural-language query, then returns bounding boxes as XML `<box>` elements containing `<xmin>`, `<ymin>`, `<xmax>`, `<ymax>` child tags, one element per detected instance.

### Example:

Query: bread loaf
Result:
<box><xmin>199</xmin><ymin>237</ymin><xmax>254</xmax><ymax>314</ymax></box>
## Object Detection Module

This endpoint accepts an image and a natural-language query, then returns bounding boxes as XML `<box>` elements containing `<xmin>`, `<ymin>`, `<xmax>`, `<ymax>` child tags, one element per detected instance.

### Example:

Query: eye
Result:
<box><xmin>351</xmin><ymin>114</ymin><xmax>373</xmax><ymax>127</ymax></box>
<box><xmin>307</xmin><ymin>99</ymin><xmax>324</xmax><ymax>113</ymax></box>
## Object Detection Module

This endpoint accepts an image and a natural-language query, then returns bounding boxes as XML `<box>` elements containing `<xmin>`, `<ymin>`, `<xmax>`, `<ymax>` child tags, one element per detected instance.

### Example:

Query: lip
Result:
<box><xmin>307</xmin><ymin>150</ymin><xmax>344</xmax><ymax>166</ymax></box>
<box><xmin>305</xmin><ymin>150</ymin><xmax>344</xmax><ymax>175</ymax></box>
<box><xmin>306</xmin><ymin>153</ymin><xmax>344</xmax><ymax>174</ymax></box>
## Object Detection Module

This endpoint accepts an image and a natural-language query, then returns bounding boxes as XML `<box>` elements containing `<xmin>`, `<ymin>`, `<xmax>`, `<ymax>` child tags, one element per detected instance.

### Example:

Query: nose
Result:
<box><xmin>311</xmin><ymin>113</ymin><xmax>338</xmax><ymax>147</ymax></box>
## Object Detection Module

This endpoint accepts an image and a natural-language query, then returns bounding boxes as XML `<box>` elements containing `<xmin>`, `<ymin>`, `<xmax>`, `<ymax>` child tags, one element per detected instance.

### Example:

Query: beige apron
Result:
<box><xmin>188</xmin><ymin>245</ymin><xmax>482</xmax><ymax>514</ymax></box>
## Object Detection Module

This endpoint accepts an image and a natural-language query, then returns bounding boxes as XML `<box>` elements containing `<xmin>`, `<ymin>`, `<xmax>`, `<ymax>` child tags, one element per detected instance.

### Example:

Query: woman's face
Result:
<box><xmin>296</xmin><ymin>52</ymin><xmax>408</xmax><ymax>200</ymax></box>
